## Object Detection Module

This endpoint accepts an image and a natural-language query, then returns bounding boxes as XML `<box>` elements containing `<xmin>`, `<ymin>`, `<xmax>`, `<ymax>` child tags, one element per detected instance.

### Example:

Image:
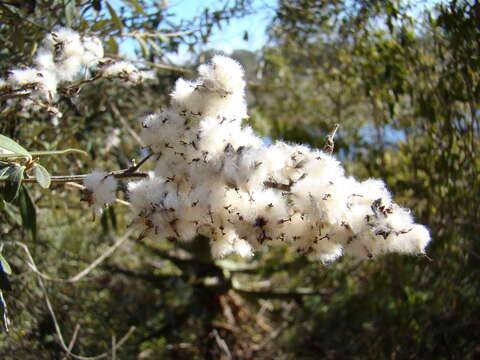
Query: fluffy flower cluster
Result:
<box><xmin>127</xmin><ymin>55</ymin><xmax>431</xmax><ymax>261</ymax></box>
<box><xmin>83</xmin><ymin>171</ymin><xmax>118</xmax><ymax>214</ymax></box>
<box><xmin>0</xmin><ymin>28</ymin><xmax>143</xmax><ymax>102</ymax></box>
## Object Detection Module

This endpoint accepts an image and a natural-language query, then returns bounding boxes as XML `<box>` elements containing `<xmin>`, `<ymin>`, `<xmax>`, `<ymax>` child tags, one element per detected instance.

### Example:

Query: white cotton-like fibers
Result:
<box><xmin>140</xmin><ymin>110</ymin><xmax>186</xmax><ymax>149</ymax></box>
<box><xmin>83</xmin><ymin>171</ymin><xmax>118</xmax><ymax>214</ymax></box>
<box><xmin>127</xmin><ymin>55</ymin><xmax>432</xmax><ymax>261</ymax></box>
<box><xmin>198</xmin><ymin>55</ymin><xmax>246</xmax><ymax>94</ymax></box>
<box><xmin>8</xmin><ymin>69</ymin><xmax>43</xmax><ymax>86</ymax></box>
<box><xmin>171</xmin><ymin>56</ymin><xmax>248</xmax><ymax>119</ymax></box>
<box><xmin>37</xmin><ymin>71</ymin><xmax>58</xmax><ymax>101</ymax></box>
<box><xmin>44</xmin><ymin>28</ymin><xmax>83</xmax><ymax>58</ymax></box>
<box><xmin>102</xmin><ymin>61</ymin><xmax>143</xmax><ymax>83</ymax></box>
<box><xmin>81</xmin><ymin>36</ymin><xmax>104</xmax><ymax>66</ymax></box>
<box><xmin>2</xmin><ymin>28</ymin><xmax>146</xmax><ymax>105</ymax></box>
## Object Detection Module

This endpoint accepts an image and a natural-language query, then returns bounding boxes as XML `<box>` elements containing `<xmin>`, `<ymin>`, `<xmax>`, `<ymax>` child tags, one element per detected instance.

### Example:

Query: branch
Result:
<box><xmin>110</xmin><ymin>103</ymin><xmax>145</xmax><ymax>146</ymax></box>
<box><xmin>0</xmin><ymin>159</ymin><xmax>151</xmax><ymax>184</ymax></box>
<box><xmin>118</xmin><ymin>29</ymin><xmax>198</xmax><ymax>38</ymax></box>
<box><xmin>0</xmin><ymin>291</ymin><xmax>10</xmax><ymax>332</ymax></box>
<box><xmin>104</xmin><ymin>264</ymin><xmax>181</xmax><ymax>285</ymax></box>
<box><xmin>13</xmin><ymin>241</ymin><xmax>136</xmax><ymax>359</ymax></box>
<box><xmin>211</xmin><ymin>329</ymin><xmax>232</xmax><ymax>360</ymax></box>
<box><xmin>62</xmin><ymin>324</ymin><xmax>81</xmax><ymax>360</ymax></box>
<box><xmin>231</xmin><ymin>277</ymin><xmax>334</xmax><ymax>299</ymax></box>
<box><xmin>136</xmin><ymin>241</ymin><xmax>198</xmax><ymax>271</ymax></box>
<box><xmin>106</xmin><ymin>54</ymin><xmax>193</xmax><ymax>74</ymax></box>
<box><xmin>64</xmin><ymin>182</ymin><xmax>130</xmax><ymax>207</ymax></box>
<box><xmin>13</xmin><ymin>230</ymin><xmax>132</xmax><ymax>283</ymax></box>
<box><xmin>58</xmin><ymin>74</ymin><xmax>102</xmax><ymax>97</ymax></box>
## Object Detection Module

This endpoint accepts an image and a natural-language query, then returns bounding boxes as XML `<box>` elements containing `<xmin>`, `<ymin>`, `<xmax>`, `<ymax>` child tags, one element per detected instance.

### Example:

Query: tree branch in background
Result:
<box><xmin>118</xmin><ymin>29</ymin><xmax>199</xmax><ymax>39</ymax></box>
<box><xmin>10</xmin><ymin>240</ymin><xmax>136</xmax><ymax>359</ymax></box>
<box><xmin>13</xmin><ymin>230</ymin><xmax>132</xmax><ymax>283</ymax></box>
<box><xmin>107</xmin><ymin>54</ymin><xmax>193</xmax><ymax>74</ymax></box>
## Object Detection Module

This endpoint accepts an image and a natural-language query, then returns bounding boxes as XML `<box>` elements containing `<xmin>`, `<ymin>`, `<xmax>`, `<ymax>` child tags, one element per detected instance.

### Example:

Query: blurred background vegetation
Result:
<box><xmin>0</xmin><ymin>0</ymin><xmax>478</xmax><ymax>358</ymax></box>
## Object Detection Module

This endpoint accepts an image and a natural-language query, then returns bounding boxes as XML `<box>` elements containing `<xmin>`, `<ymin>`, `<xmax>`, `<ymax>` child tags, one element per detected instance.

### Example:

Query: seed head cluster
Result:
<box><xmin>0</xmin><ymin>28</ymin><xmax>144</xmax><ymax>104</ymax></box>
<box><xmin>121</xmin><ymin>55</ymin><xmax>431</xmax><ymax>261</ymax></box>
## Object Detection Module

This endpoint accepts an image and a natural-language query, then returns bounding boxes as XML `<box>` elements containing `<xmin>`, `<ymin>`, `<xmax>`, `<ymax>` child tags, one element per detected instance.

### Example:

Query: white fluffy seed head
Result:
<box><xmin>81</xmin><ymin>36</ymin><xmax>104</xmax><ymax>66</ymax></box>
<box><xmin>8</xmin><ymin>68</ymin><xmax>43</xmax><ymax>86</ymax></box>
<box><xmin>102</xmin><ymin>61</ymin><xmax>144</xmax><ymax>83</ymax></box>
<box><xmin>83</xmin><ymin>171</ymin><xmax>117</xmax><ymax>214</ymax></box>
<box><xmin>127</xmin><ymin>55</ymin><xmax>431</xmax><ymax>261</ymax></box>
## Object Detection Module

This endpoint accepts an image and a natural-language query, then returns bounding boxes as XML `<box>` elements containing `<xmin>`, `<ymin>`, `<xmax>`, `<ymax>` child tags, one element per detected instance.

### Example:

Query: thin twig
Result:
<box><xmin>323</xmin><ymin>124</ymin><xmax>340</xmax><ymax>154</ymax></box>
<box><xmin>34</xmin><ymin>255</ymin><xmax>136</xmax><ymax>359</ymax></box>
<box><xmin>107</xmin><ymin>54</ymin><xmax>193</xmax><ymax>74</ymax></box>
<box><xmin>124</xmin><ymin>151</ymin><xmax>153</xmax><ymax>174</ymax></box>
<box><xmin>110</xmin><ymin>103</ymin><xmax>144</xmax><ymax>146</ymax></box>
<box><xmin>111</xmin><ymin>335</ymin><xmax>116</xmax><ymax>360</ymax></box>
<box><xmin>0</xmin><ymin>168</ymin><xmax>149</xmax><ymax>185</ymax></box>
<box><xmin>13</xmin><ymin>230</ymin><xmax>132</xmax><ymax>283</ymax></box>
<box><xmin>212</xmin><ymin>329</ymin><xmax>232</xmax><ymax>360</ymax></box>
<box><xmin>58</xmin><ymin>74</ymin><xmax>102</xmax><ymax>97</ymax></box>
<box><xmin>0</xmin><ymin>291</ymin><xmax>10</xmax><ymax>332</ymax></box>
<box><xmin>62</xmin><ymin>324</ymin><xmax>81</xmax><ymax>360</ymax></box>
<box><xmin>64</xmin><ymin>182</ymin><xmax>131</xmax><ymax>207</ymax></box>
<box><xmin>119</xmin><ymin>29</ymin><xmax>198</xmax><ymax>38</ymax></box>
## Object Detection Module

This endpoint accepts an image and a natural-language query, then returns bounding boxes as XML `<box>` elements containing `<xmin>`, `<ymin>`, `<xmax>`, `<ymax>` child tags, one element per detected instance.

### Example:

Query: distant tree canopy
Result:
<box><xmin>0</xmin><ymin>0</ymin><xmax>479</xmax><ymax>359</ymax></box>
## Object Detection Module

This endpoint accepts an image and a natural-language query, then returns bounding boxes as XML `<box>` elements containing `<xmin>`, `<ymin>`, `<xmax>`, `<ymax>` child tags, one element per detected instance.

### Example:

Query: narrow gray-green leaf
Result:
<box><xmin>108</xmin><ymin>206</ymin><xmax>117</xmax><ymax>232</ymax></box>
<box><xmin>136</xmin><ymin>35</ymin><xmax>150</xmax><ymax>57</ymax></box>
<box><xmin>64</xmin><ymin>0</ymin><xmax>75</xmax><ymax>27</ymax></box>
<box><xmin>106</xmin><ymin>2</ymin><xmax>123</xmax><ymax>32</ymax></box>
<box><xmin>0</xmin><ymin>134</ymin><xmax>31</xmax><ymax>158</ymax></box>
<box><xmin>0</xmin><ymin>255</ymin><xmax>12</xmax><ymax>276</ymax></box>
<box><xmin>18</xmin><ymin>186</ymin><xmax>36</xmax><ymax>241</ymax></box>
<box><xmin>125</xmin><ymin>0</ymin><xmax>146</xmax><ymax>15</ymax></box>
<box><xmin>0</xmin><ymin>162</ymin><xmax>11</xmax><ymax>177</ymax></box>
<box><xmin>33</xmin><ymin>164</ymin><xmax>51</xmax><ymax>189</ymax></box>
<box><xmin>3</xmin><ymin>165</ymin><xmax>24</xmax><ymax>202</ymax></box>
<box><xmin>3</xmin><ymin>201</ymin><xmax>21</xmax><ymax>225</ymax></box>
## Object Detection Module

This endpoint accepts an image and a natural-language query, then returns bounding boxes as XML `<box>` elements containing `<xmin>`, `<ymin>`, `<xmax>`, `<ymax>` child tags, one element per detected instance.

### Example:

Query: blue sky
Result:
<box><xmin>109</xmin><ymin>0</ymin><xmax>276</xmax><ymax>62</ymax></box>
<box><xmin>167</xmin><ymin>0</ymin><xmax>275</xmax><ymax>53</ymax></box>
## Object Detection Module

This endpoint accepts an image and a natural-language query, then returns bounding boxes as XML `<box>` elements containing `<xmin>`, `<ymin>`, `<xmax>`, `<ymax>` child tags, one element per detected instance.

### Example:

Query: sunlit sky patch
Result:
<box><xmin>108</xmin><ymin>0</ymin><xmax>276</xmax><ymax>63</ymax></box>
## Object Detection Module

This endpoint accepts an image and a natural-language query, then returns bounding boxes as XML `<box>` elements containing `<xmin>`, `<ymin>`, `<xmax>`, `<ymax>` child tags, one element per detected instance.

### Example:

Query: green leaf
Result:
<box><xmin>90</xmin><ymin>19</ymin><xmax>110</xmax><ymax>32</ymax></box>
<box><xmin>100</xmin><ymin>209</ymin><xmax>109</xmax><ymax>234</ymax></box>
<box><xmin>0</xmin><ymin>162</ymin><xmax>11</xmax><ymax>177</ymax></box>
<box><xmin>136</xmin><ymin>36</ymin><xmax>150</xmax><ymax>57</ymax></box>
<box><xmin>0</xmin><ymin>134</ymin><xmax>31</xmax><ymax>158</ymax></box>
<box><xmin>107</xmin><ymin>36</ymin><xmax>119</xmax><ymax>54</ymax></box>
<box><xmin>65</xmin><ymin>0</ymin><xmax>76</xmax><ymax>27</ymax></box>
<box><xmin>106</xmin><ymin>2</ymin><xmax>123</xmax><ymax>32</ymax></box>
<box><xmin>0</xmin><ymin>255</ymin><xmax>12</xmax><ymax>276</ymax></box>
<box><xmin>125</xmin><ymin>0</ymin><xmax>146</xmax><ymax>15</ymax></box>
<box><xmin>108</xmin><ymin>206</ymin><xmax>117</xmax><ymax>232</ymax></box>
<box><xmin>3</xmin><ymin>202</ymin><xmax>21</xmax><ymax>225</ymax></box>
<box><xmin>148</xmin><ymin>38</ymin><xmax>163</xmax><ymax>54</ymax></box>
<box><xmin>33</xmin><ymin>164</ymin><xmax>51</xmax><ymax>189</ymax></box>
<box><xmin>17</xmin><ymin>186</ymin><xmax>36</xmax><ymax>241</ymax></box>
<box><xmin>2</xmin><ymin>165</ymin><xmax>24</xmax><ymax>202</ymax></box>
